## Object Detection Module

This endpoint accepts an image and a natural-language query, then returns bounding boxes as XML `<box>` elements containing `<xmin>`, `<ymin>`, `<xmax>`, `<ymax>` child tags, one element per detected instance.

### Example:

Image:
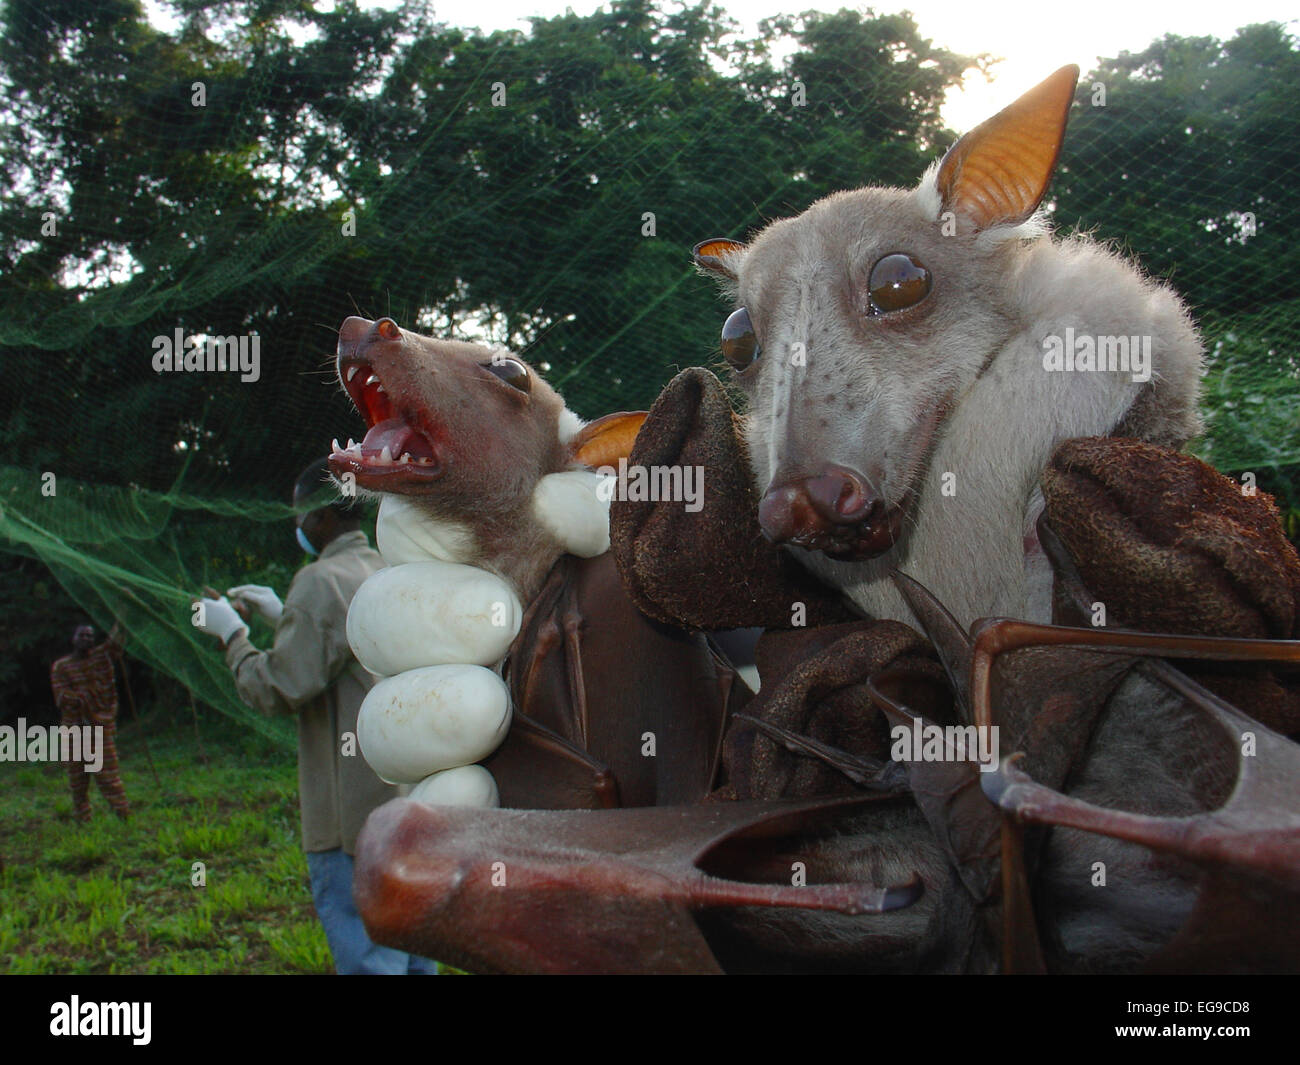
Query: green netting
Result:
<box><xmin>0</xmin><ymin>466</ymin><xmax>298</xmax><ymax>743</ymax></box>
<box><xmin>2</xmin><ymin>0</ymin><xmax>1297</xmax><ymax>730</ymax></box>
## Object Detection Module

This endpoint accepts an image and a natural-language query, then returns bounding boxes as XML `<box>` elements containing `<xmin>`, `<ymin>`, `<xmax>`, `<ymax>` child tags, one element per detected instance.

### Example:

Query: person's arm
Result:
<box><xmin>49</xmin><ymin>664</ymin><xmax>83</xmax><ymax>714</ymax></box>
<box><xmin>104</xmin><ymin>621</ymin><xmax>126</xmax><ymax>658</ymax></box>
<box><xmin>224</xmin><ymin>568</ymin><xmax>349</xmax><ymax>717</ymax></box>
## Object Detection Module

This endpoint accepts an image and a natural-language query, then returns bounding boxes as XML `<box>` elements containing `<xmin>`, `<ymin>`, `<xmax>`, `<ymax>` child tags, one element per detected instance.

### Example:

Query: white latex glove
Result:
<box><xmin>532</xmin><ymin>469</ymin><xmax>615</xmax><ymax>557</ymax></box>
<box><xmin>353</xmin><ymin>498</ymin><xmax>525</xmax><ymax>807</ymax></box>
<box><xmin>375</xmin><ymin>495</ymin><xmax>476</xmax><ymax>565</ymax></box>
<box><xmin>409</xmin><ymin>765</ymin><xmax>500</xmax><ymax>807</ymax></box>
<box><xmin>358</xmin><ymin>664</ymin><xmax>511</xmax><ymax>783</ymax></box>
<box><xmin>227</xmin><ymin>583</ymin><xmax>284</xmax><ymax>623</ymax></box>
<box><xmin>347</xmin><ymin>561</ymin><xmax>521</xmax><ymax>676</ymax></box>
<box><xmin>351</xmin><ymin>568</ymin><xmax>520</xmax><ymax>793</ymax></box>
<box><xmin>192</xmin><ymin>596</ymin><xmax>249</xmax><ymax>644</ymax></box>
<box><xmin>354</xmin><ymin>455</ymin><xmax>613</xmax><ymax>808</ymax></box>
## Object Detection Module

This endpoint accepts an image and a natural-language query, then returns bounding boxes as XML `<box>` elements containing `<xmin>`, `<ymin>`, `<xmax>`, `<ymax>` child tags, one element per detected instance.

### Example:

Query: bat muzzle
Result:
<box><xmin>758</xmin><ymin>464</ymin><xmax>907</xmax><ymax>560</ymax></box>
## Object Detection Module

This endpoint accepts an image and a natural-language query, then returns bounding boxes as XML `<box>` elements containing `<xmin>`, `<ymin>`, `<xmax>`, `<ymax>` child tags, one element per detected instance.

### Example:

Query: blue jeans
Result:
<box><xmin>306</xmin><ymin>848</ymin><xmax>439</xmax><ymax>975</ymax></box>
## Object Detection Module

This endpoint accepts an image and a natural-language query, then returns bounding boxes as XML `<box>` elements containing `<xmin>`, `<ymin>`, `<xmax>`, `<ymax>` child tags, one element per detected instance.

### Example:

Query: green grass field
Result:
<box><xmin>0</xmin><ymin>719</ymin><xmax>338</xmax><ymax>974</ymax></box>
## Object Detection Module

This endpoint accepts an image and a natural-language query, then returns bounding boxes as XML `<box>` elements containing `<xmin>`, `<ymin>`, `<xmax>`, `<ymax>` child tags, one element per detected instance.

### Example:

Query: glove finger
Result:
<box><xmin>408</xmin><ymin>765</ymin><xmax>500</xmax><ymax>808</ymax></box>
<box><xmin>357</xmin><ymin>665</ymin><xmax>512</xmax><ymax>783</ymax></box>
<box><xmin>1043</xmin><ymin>438</ymin><xmax>1300</xmax><ymax>638</ymax></box>
<box><xmin>347</xmin><ymin>562</ymin><xmax>523</xmax><ymax>675</ymax></box>
<box><xmin>227</xmin><ymin>584</ymin><xmax>267</xmax><ymax>598</ymax></box>
<box><xmin>609</xmin><ymin>367</ymin><xmax>852</xmax><ymax>631</ymax></box>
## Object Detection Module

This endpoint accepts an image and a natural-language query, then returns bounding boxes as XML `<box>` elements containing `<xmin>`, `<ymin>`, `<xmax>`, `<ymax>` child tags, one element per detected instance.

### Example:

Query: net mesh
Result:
<box><xmin>2</xmin><ymin>0</ymin><xmax>1296</xmax><ymax>735</ymax></box>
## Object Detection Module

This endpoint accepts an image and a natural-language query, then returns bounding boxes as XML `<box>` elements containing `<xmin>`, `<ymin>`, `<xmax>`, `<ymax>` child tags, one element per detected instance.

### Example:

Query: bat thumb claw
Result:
<box><xmin>871</xmin><ymin>872</ymin><xmax>926</xmax><ymax>914</ymax></box>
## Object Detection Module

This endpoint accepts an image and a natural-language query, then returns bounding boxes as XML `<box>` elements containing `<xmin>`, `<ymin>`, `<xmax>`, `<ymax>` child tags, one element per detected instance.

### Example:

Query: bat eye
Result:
<box><xmin>868</xmin><ymin>253</ymin><xmax>931</xmax><ymax>314</ymax></box>
<box><xmin>485</xmin><ymin>357</ymin><xmax>531</xmax><ymax>393</ymax></box>
<box><xmin>721</xmin><ymin>307</ymin><xmax>761</xmax><ymax>370</ymax></box>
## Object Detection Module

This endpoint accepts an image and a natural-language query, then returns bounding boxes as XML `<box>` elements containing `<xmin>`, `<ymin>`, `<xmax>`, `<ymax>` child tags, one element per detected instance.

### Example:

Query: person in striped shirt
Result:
<box><xmin>49</xmin><ymin>621</ymin><xmax>131</xmax><ymax>823</ymax></box>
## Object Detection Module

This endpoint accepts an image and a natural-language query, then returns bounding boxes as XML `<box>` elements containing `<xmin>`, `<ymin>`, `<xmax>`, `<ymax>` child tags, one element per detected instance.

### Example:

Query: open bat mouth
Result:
<box><xmin>760</xmin><ymin>478</ymin><xmax>913</xmax><ymax>562</ymax></box>
<box><xmin>795</xmin><ymin>493</ymin><xmax>912</xmax><ymax>561</ymax></box>
<box><xmin>329</xmin><ymin>355</ymin><xmax>445</xmax><ymax>491</ymax></box>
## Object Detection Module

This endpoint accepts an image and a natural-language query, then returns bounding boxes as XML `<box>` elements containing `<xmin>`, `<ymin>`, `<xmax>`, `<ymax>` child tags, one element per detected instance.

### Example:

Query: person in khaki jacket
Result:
<box><xmin>194</xmin><ymin>458</ymin><xmax>436</xmax><ymax>975</ymax></box>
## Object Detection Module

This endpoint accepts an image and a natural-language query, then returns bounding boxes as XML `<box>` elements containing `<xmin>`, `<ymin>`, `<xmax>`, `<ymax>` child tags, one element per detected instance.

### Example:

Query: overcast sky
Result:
<box><xmin>372</xmin><ymin>0</ymin><xmax>1297</xmax><ymax>129</ymax></box>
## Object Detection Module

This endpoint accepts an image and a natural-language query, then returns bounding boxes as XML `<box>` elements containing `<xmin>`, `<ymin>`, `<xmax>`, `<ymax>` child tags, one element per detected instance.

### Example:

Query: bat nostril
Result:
<box><xmin>338</xmin><ymin>316</ymin><xmax>374</xmax><ymax>345</ymax></box>
<box><xmin>375</xmin><ymin>318</ymin><xmax>402</xmax><ymax>341</ymax></box>
<box><xmin>804</xmin><ymin>466</ymin><xmax>877</xmax><ymax>525</ymax></box>
<box><xmin>760</xmin><ymin>468</ymin><xmax>902</xmax><ymax>560</ymax></box>
<box><xmin>758</xmin><ymin>468</ymin><xmax>879</xmax><ymax>545</ymax></box>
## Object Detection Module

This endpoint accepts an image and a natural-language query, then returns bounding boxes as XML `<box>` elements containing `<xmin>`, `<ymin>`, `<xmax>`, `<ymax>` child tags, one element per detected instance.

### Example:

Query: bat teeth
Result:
<box><xmin>366</xmin><ymin>374</ymin><xmax>380</xmax><ymax>387</ymax></box>
<box><xmin>346</xmin><ymin>365</ymin><xmax>361</xmax><ymax>383</ymax></box>
<box><xmin>376</xmin><ymin>445</ymin><xmax>394</xmax><ymax>465</ymax></box>
<box><xmin>331</xmin><ymin>437</ymin><xmax>341</xmax><ymax>453</ymax></box>
<box><xmin>397</xmin><ymin>452</ymin><xmax>411</xmax><ymax>465</ymax></box>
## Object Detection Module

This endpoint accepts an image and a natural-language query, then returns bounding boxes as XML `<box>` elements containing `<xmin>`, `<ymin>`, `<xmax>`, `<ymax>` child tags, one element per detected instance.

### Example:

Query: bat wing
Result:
<box><xmin>494</xmin><ymin>550</ymin><xmax>739</xmax><ymax>809</ymax></box>
<box><xmin>891</xmin><ymin>568</ymin><xmax>1300</xmax><ymax>973</ymax></box>
<box><xmin>354</xmin><ymin>793</ymin><xmax>921</xmax><ymax>974</ymax></box>
<box><xmin>979</xmin><ymin>623</ymin><xmax>1300</xmax><ymax>972</ymax></box>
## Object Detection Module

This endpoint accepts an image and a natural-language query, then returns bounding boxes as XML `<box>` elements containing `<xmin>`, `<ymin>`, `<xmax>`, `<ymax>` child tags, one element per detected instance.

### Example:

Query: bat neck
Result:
<box><xmin>474</xmin><ymin>512</ymin><xmax>568</xmax><ymax>605</ymax></box>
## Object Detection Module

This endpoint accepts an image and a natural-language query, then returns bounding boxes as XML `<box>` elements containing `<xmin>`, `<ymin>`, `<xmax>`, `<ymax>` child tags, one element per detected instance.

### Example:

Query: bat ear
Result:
<box><xmin>567</xmin><ymin>411</ymin><xmax>648</xmax><ymax>469</ymax></box>
<box><xmin>934</xmin><ymin>64</ymin><xmax>1079</xmax><ymax>232</ymax></box>
<box><xmin>693</xmin><ymin>238</ymin><xmax>747</xmax><ymax>282</ymax></box>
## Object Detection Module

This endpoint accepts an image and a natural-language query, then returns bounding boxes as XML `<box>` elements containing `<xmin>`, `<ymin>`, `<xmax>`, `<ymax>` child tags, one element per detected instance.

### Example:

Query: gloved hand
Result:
<box><xmin>227</xmin><ymin>583</ymin><xmax>284</xmax><ymax>624</ymax></box>
<box><xmin>352</xmin><ymin>472</ymin><xmax>615</xmax><ymax>809</ymax></box>
<box><xmin>192</xmin><ymin>595</ymin><xmax>250</xmax><ymax>645</ymax></box>
<box><xmin>350</xmin><ymin>495</ymin><xmax>531</xmax><ymax>808</ymax></box>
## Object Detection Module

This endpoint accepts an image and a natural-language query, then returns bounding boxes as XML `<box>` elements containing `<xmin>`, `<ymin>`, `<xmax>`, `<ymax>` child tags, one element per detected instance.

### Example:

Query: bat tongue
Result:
<box><xmin>360</xmin><ymin>417</ymin><xmax>438</xmax><ymax>463</ymax></box>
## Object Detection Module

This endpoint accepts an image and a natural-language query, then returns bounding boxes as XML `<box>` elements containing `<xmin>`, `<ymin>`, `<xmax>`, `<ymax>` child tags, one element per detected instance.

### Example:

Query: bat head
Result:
<box><xmin>694</xmin><ymin>66</ymin><xmax>1203</xmax><ymax>624</ymax></box>
<box><xmin>329</xmin><ymin>316</ymin><xmax>645</xmax><ymax>594</ymax></box>
<box><xmin>330</xmin><ymin>316</ymin><xmax>573</xmax><ymax>519</ymax></box>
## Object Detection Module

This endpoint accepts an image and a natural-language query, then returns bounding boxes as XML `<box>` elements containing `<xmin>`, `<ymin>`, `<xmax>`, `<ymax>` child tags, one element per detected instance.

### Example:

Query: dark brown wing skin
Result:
<box><xmin>976</xmin><ymin>621</ymin><xmax>1300</xmax><ymax>973</ymax></box>
<box><xmin>484</xmin><ymin>550</ymin><xmax>741</xmax><ymax>809</ymax></box>
<box><xmin>354</xmin><ymin>794</ymin><xmax>922</xmax><ymax>974</ymax></box>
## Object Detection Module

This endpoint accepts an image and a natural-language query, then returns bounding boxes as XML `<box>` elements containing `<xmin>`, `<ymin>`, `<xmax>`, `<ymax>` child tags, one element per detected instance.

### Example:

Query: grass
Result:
<box><xmin>0</xmin><ymin>718</ymin><xmax>338</xmax><ymax>974</ymax></box>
